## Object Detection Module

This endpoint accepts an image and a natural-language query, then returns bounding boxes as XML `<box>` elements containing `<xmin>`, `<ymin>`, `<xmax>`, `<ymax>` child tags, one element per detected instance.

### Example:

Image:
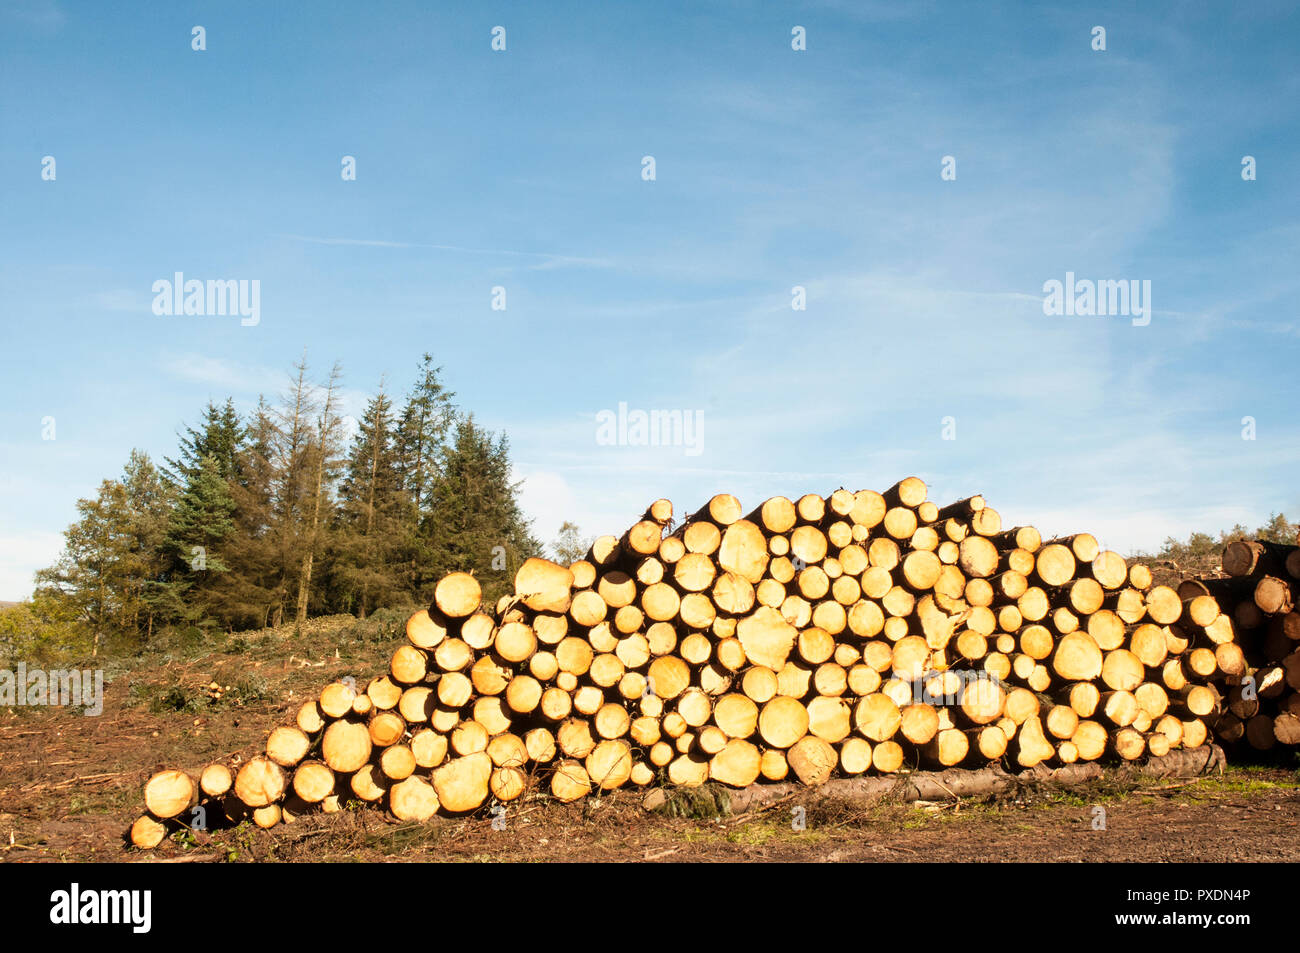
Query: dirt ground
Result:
<box><xmin>3</xmin><ymin>619</ymin><xmax>1298</xmax><ymax>863</ymax></box>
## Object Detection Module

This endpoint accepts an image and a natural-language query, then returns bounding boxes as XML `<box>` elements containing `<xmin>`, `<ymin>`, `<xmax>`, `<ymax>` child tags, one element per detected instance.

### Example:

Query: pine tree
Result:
<box><xmin>164</xmin><ymin>398</ymin><xmax>245</xmax><ymax>486</ymax></box>
<box><xmin>396</xmin><ymin>355</ymin><xmax>457</xmax><ymax>522</ymax></box>
<box><xmin>427</xmin><ymin>415</ymin><xmax>541</xmax><ymax>600</ymax></box>
<box><xmin>163</xmin><ymin>454</ymin><xmax>237</xmax><ymax>625</ymax></box>
<box><xmin>333</xmin><ymin>386</ymin><xmax>407</xmax><ymax>617</ymax></box>
<box><xmin>213</xmin><ymin>398</ymin><xmax>288</xmax><ymax>629</ymax></box>
<box><xmin>394</xmin><ymin>354</ymin><xmax>457</xmax><ymax>597</ymax></box>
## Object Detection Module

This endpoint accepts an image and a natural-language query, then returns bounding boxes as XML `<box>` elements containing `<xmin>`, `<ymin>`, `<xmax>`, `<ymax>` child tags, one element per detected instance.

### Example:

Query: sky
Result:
<box><xmin>1</xmin><ymin>0</ymin><xmax>1299</xmax><ymax>601</ymax></box>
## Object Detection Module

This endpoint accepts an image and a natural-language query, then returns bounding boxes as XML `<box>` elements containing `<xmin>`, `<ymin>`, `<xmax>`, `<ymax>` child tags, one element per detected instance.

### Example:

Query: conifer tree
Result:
<box><xmin>163</xmin><ymin>454</ymin><xmax>237</xmax><ymax>624</ymax></box>
<box><xmin>394</xmin><ymin>354</ymin><xmax>456</xmax><ymax>595</ymax></box>
<box><xmin>427</xmin><ymin>415</ymin><xmax>541</xmax><ymax>599</ymax></box>
<box><xmin>333</xmin><ymin>386</ymin><xmax>407</xmax><ymax>616</ymax></box>
<box><xmin>164</xmin><ymin>398</ymin><xmax>245</xmax><ymax>486</ymax></box>
<box><xmin>214</xmin><ymin>399</ymin><xmax>287</xmax><ymax>629</ymax></box>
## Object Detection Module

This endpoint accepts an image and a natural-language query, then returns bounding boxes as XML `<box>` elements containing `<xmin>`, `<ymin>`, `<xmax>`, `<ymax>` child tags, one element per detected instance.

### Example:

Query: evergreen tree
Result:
<box><xmin>333</xmin><ymin>386</ymin><xmax>408</xmax><ymax>616</ymax></box>
<box><xmin>164</xmin><ymin>398</ymin><xmax>245</xmax><ymax>486</ymax></box>
<box><xmin>163</xmin><ymin>454</ymin><xmax>237</xmax><ymax>624</ymax></box>
<box><xmin>394</xmin><ymin>354</ymin><xmax>457</xmax><ymax>595</ymax></box>
<box><xmin>213</xmin><ymin>398</ymin><xmax>289</xmax><ymax>629</ymax></box>
<box><xmin>427</xmin><ymin>415</ymin><xmax>541</xmax><ymax>599</ymax></box>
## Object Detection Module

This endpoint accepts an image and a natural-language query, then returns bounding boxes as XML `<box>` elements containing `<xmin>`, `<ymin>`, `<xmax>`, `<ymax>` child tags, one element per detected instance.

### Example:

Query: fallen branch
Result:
<box><xmin>701</xmin><ymin>746</ymin><xmax>1226</xmax><ymax>815</ymax></box>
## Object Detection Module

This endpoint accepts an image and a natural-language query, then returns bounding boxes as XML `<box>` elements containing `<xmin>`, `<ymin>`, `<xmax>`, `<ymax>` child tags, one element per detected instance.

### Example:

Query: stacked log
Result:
<box><xmin>1198</xmin><ymin>540</ymin><xmax>1300</xmax><ymax>750</ymax></box>
<box><xmin>130</xmin><ymin>480</ymin><xmax>1234</xmax><ymax>846</ymax></box>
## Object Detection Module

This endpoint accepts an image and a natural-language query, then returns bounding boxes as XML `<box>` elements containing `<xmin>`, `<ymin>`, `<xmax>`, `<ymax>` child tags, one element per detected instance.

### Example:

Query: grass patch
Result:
<box><xmin>364</xmin><ymin>821</ymin><xmax>446</xmax><ymax>854</ymax></box>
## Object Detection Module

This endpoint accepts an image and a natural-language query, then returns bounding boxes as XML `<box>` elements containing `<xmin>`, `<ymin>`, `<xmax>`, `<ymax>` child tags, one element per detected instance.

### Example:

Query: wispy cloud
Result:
<box><xmin>161</xmin><ymin>353</ymin><xmax>284</xmax><ymax>397</ymax></box>
<box><xmin>280</xmin><ymin>234</ymin><xmax>612</xmax><ymax>271</ymax></box>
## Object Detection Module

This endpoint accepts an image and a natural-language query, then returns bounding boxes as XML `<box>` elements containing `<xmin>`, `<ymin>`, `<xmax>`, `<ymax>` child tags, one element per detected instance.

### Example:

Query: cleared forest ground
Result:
<box><xmin>2</xmin><ymin>616</ymin><xmax>1297</xmax><ymax>863</ymax></box>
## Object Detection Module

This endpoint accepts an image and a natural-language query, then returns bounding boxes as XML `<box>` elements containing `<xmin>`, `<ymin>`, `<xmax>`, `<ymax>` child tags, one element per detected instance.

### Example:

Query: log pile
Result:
<box><xmin>129</xmin><ymin>480</ymin><xmax>1240</xmax><ymax>847</ymax></box>
<box><xmin>1201</xmin><ymin>540</ymin><xmax>1300</xmax><ymax>750</ymax></box>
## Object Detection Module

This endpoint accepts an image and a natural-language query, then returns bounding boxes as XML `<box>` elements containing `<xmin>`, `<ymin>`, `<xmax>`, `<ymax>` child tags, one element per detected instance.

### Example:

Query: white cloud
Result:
<box><xmin>0</xmin><ymin>531</ymin><xmax>63</xmax><ymax>602</ymax></box>
<box><xmin>512</xmin><ymin>467</ymin><xmax>638</xmax><ymax>552</ymax></box>
<box><xmin>162</xmin><ymin>353</ymin><xmax>284</xmax><ymax>396</ymax></box>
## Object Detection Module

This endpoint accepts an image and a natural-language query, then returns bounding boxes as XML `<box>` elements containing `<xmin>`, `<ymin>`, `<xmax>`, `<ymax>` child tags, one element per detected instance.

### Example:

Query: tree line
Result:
<box><xmin>20</xmin><ymin>353</ymin><xmax>542</xmax><ymax>657</ymax></box>
<box><xmin>1131</xmin><ymin>513</ymin><xmax>1298</xmax><ymax>575</ymax></box>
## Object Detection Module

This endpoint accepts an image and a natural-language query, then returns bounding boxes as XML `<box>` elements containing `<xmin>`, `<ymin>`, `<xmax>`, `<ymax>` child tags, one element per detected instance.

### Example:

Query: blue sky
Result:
<box><xmin>2</xmin><ymin>0</ymin><xmax>1299</xmax><ymax>600</ymax></box>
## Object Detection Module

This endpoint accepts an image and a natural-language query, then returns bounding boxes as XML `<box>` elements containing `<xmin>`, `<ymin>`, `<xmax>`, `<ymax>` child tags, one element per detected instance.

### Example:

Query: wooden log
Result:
<box><xmin>586</xmin><ymin>740</ymin><xmax>633</xmax><ymax>790</ymax></box>
<box><xmin>1013</xmin><ymin>716</ymin><xmax>1054</xmax><ymax>768</ymax></box>
<box><xmin>432</xmin><ymin>638</ymin><xmax>474</xmax><ymax>673</ymax></box>
<box><xmin>130</xmin><ymin>814</ymin><xmax>168</xmax><ymax>849</ymax></box>
<box><xmin>551</xmin><ymin>760</ymin><xmax>593</xmax><ymax>801</ymax></box>
<box><xmin>319</xmin><ymin>680</ymin><xmax>357</xmax><ymax>719</ymax></box>
<box><xmin>405</xmin><ymin>609</ymin><xmax>449</xmax><ymax>649</ymax></box>
<box><xmin>1222</xmin><ymin>539</ymin><xmax>1290</xmax><ymax>577</ymax></box>
<box><xmin>291</xmin><ymin>761</ymin><xmax>335</xmax><ymax>803</ymax></box>
<box><xmin>266</xmin><ymin>726</ymin><xmax>312</xmax><ymax>768</ymax></box>
<box><xmin>758</xmin><ymin>696</ymin><xmax>809</xmax><ymax>748</ymax></box>
<box><xmin>512</xmin><ymin>553</ymin><xmax>574</xmax><ymax>613</ymax></box>
<box><xmin>1100</xmin><ymin>649</ymin><xmax>1144</xmax><ymax>691</ymax></box>
<box><xmin>645</xmin><ymin>498</ymin><xmax>674</xmax><ymax>525</ymax></box>
<box><xmin>433</xmin><ymin>572</ymin><xmax>481</xmax><ymax>618</ymax></box>
<box><xmin>1255</xmin><ymin>576</ymin><xmax>1295</xmax><ymax>615</ymax></box>
<box><xmin>1034</xmin><ymin>544</ymin><xmax>1075</xmax><ymax>587</ymax></box>
<box><xmin>1048</xmin><ymin>629</ymin><xmax>1103</xmax><ymax>681</ymax></box>
<box><xmin>144</xmin><ymin>770</ymin><xmax>197</xmax><ymax>820</ymax></box>
<box><xmin>432</xmin><ymin>752</ymin><xmax>492</xmax><ymax>812</ymax></box>
<box><xmin>971</xmin><ymin>507</ymin><xmax>1001</xmax><ymax>536</ymax></box>
<box><xmin>1090</xmin><ymin>551</ymin><xmax>1129</xmax><ymax>590</ymax></box>
<box><xmin>233</xmin><ymin>758</ymin><xmax>287</xmax><ymax>808</ymax></box>
<box><xmin>389</xmin><ymin>776</ymin><xmax>440</xmax><ymax>822</ymax></box>
<box><xmin>958</xmin><ymin>536</ymin><xmax>999</xmax><ymax>578</ymax></box>
<box><xmin>199</xmin><ymin>764</ymin><xmax>233</xmax><ymax>799</ymax></box>
<box><xmin>787</xmin><ymin>735</ymin><xmax>838</xmax><ymax>785</ymax></box>
<box><xmin>621</xmin><ymin>520</ymin><xmax>664</xmax><ymax>558</ymax></box>
<box><xmin>694</xmin><ymin>493</ymin><xmax>743</xmax><ymax>526</ymax></box>
<box><xmin>321</xmin><ymin>721</ymin><xmax>372</xmax><ymax>774</ymax></box>
<box><xmin>750</xmin><ymin>496</ymin><xmax>797</xmax><ymax>534</ymax></box>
